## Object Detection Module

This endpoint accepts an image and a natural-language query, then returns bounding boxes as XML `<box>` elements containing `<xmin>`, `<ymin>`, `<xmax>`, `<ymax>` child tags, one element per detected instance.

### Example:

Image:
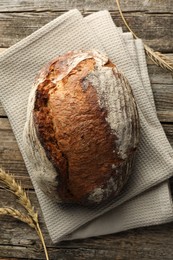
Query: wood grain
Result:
<box><xmin>1</xmin><ymin>208</ymin><xmax>173</xmax><ymax>260</ymax></box>
<box><xmin>0</xmin><ymin>0</ymin><xmax>172</xmax><ymax>13</ymax></box>
<box><xmin>0</xmin><ymin>117</ymin><xmax>173</xmax><ymax>189</ymax></box>
<box><xmin>0</xmin><ymin>12</ymin><xmax>172</xmax><ymax>52</ymax></box>
<box><xmin>0</xmin><ymin>46</ymin><xmax>173</xmax><ymax>120</ymax></box>
<box><xmin>1</xmin><ymin>187</ymin><xmax>173</xmax><ymax>259</ymax></box>
<box><xmin>0</xmin><ymin>1</ymin><xmax>173</xmax><ymax>259</ymax></box>
<box><xmin>1</xmin><ymin>81</ymin><xmax>173</xmax><ymax>121</ymax></box>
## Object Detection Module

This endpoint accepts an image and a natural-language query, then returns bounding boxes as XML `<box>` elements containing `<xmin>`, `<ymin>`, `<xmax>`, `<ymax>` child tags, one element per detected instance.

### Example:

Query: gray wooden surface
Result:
<box><xmin>0</xmin><ymin>1</ymin><xmax>173</xmax><ymax>259</ymax></box>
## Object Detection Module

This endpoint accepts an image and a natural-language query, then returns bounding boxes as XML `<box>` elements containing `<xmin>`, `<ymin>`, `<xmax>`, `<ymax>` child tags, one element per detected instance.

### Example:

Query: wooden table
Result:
<box><xmin>0</xmin><ymin>1</ymin><xmax>173</xmax><ymax>259</ymax></box>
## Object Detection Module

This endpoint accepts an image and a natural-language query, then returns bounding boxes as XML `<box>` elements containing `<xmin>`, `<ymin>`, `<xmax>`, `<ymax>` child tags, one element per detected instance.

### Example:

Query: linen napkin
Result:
<box><xmin>83</xmin><ymin>10</ymin><xmax>173</xmax><ymax>207</ymax></box>
<box><xmin>67</xmin><ymin>182</ymin><xmax>173</xmax><ymax>240</ymax></box>
<box><xmin>67</xmin><ymin>21</ymin><xmax>173</xmax><ymax>240</ymax></box>
<box><xmin>0</xmin><ymin>9</ymin><xmax>173</xmax><ymax>243</ymax></box>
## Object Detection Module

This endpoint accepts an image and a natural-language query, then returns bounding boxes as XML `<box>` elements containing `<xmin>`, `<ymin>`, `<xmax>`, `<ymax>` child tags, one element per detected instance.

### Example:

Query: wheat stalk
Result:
<box><xmin>115</xmin><ymin>0</ymin><xmax>173</xmax><ymax>72</ymax></box>
<box><xmin>0</xmin><ymin>168</ymin><xmax>37</xmax><ymax>222</ymax></box>
<box><xmin>144</xmin><ymin>44</ymin><xmax>173</xmax><ymax>71</ymax></box>
<box><xmin>0</xmin><ymin>207</ymin><xmax>35</xmax><ymax>228</ymax></box>
<box><xmin>0</xmin><ymin>168</ymin><xmax>49</xmax><ymax>260</ymax></box>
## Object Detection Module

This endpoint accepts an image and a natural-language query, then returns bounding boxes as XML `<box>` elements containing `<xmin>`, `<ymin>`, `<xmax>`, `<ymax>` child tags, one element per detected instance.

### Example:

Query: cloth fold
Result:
<box><xmin>0</xmin><ymin>9</ymin><xmax>173</xmax><ymax>243</ymax></box>
<box><xmin>66</xmin><ymin>18</ymin><xmax>173</xmax><ymax>240</ymax></box>
<box><xmin>67</xmin><ymin>182</ymin><xmax>173</xmax><ymax>240</ymax></box>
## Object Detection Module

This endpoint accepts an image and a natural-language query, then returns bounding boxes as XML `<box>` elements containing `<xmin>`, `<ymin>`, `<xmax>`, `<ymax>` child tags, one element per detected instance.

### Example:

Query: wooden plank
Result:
<box><xmin>0</xmin><ymin>118</ymin><xmax>173</xmax><ymax>188</ymax></box>
<box><xmin>1</xmin><ymin>212</ymin><xmax>173</xmax><ymax>259</ymax></box>
<box><xmin>0</xmin><ymin>0</ymin><xmax>172</xmax><ymax>13</ymax></box>
<box><xmin>152</xmin><ymin>84</ymin><xmax>173</xmax><ymax>122</ymax></box>
<box><xmin>0</xmin><ymin>126</ymin><xmax>173</xmax><ymax>258</ymax></box>
<box><xmin>1</xmin><ymin>46</ymin><xmax>173</xmax><ymax>68</ymax></box>
<box><xmin>0</xmin><ymin>44</ymin><xmax>173</xmax><ymax>122</ymax></box>
<box><xmin>0</xmin><ymin>2</ymin><xmax>172</xmax><ymax>260</ymax></box>
<box><xmin>1</xmin><ymin>49</ymin><xmax>172</xmax><ymax>62</ymax></box>
<box><xmin>0</xmin><ymin>12</ymin><xmax>172</xmax><ymax>52</ymax></box>
<box><xmin>1</xmin><ymin>183</ymin><xmax>173</xmax><ymax>259</ymax></box>
<box><xmin>157</xmin><ymin>112</ymin><xmax>173</xmax><ymax>123</ymax></box>
<box><xmin>0</xmin><ymin>188</ymin><xmax>41</xmax><ymax>216</ymax></box>
<box><xmin>0</xmin><ymin>118</ymin><xmax>32</xmax><ymax>188</ymax></box>
<box><xmin>109</xmin><ymin>12</ymin><xmax>173</xmax><ymax>53</ymax></box>
<box><xmin>162</xmin><ymin>124</ymin><xmax>173</xmax><ymax>146</ymax></box>
<box><xmin>1</xmin><ymin>238</ymin><xmax>173</xmax><ymax>260</ymax></box>
<box><xmin>1</xmin><ymin>138</ymin><xmax>173</xmax><ymax>259</ymax></box>
<box><xmin>149</xmin><ymin>66</ymin><xmax>173</xmax><ymax>85</ymax></box>
<box><xmin>1</xmin><ymin>80</ymin><xmax>173</xmax><ymax>121</ymax></box>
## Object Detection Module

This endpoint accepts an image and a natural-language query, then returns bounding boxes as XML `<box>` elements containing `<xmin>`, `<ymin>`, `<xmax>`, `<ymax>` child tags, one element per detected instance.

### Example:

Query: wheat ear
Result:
<box><xmin>115</xmin><ymin>0</ymin><xmax>173</xmax><ymax>72</ymax></box>
<box><xmin>0</xmin><ymin>168</ymin><xmax>37</xmax><ymax>222</ymax></box>
<box><xmin>0</xmin><ymin>207</ymin><xmax>35</xmax><ymax>228</ymax></box>
<box><xmin>144</xmin><ymin>44</ymin><xmax>173</xmax><ymax>72</ymax></box>
<box><xmin>0</xmin><ymin>168</ymin><xmax>49</xmax><ymax>260</ymax></box>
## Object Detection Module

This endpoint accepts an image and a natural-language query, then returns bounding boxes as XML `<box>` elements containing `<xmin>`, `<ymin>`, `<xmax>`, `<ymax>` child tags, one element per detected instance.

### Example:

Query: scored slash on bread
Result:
<box><xmin>23</xmin><ymin>50</ymin><xmax>139</xmax><ymax>206</ymax></box>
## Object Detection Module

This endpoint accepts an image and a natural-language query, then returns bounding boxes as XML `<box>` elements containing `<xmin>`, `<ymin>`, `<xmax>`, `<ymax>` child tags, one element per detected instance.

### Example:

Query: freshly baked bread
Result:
<box><xmin>23</xmin><ymin>50</ymin><xmax>139</xmax><ymax>206</ymax></box>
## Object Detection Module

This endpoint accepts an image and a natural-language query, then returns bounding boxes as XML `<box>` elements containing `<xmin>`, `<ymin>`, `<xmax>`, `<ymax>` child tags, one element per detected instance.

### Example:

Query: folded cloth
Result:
<box><xmin>65</xmin><ymin>20</ymin><xmax>173</xmax><ymax>241</ymax></box>
<box><xmin>67</xmin><ymin>182</ymin><xmax>173</xmax><ymax>240</ymax></box>
<box><xmin>0</xmin><ymin>9</ymin><xmax>173</xmax><ymax>243</ymax></box>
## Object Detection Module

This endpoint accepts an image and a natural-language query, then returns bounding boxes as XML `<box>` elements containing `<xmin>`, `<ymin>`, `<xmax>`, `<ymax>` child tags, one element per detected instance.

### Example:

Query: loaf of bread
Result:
<box><xmin>23</xmin><ymin>50</ymin><xmax>139</xmax><ymax>206</ymax></box>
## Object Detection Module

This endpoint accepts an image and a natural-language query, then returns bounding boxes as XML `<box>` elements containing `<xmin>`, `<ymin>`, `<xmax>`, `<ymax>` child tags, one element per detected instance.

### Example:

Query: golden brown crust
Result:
<box><xmin>31</xmin><ymin>50</ymin><xmax>139</xmax><ymax>205</ymax></box>
<box><xmin>33</xmin><ymin>57</ymin><xmax>123</xmax><ymax>203</ymax></box>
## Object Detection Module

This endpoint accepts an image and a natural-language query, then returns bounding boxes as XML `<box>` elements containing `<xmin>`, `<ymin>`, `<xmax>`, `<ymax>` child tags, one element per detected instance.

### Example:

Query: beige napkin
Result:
<box><xmin>67</xmin><ymin>19</ymin><xmax>173</xmax><ymax>240</ymax></box>
<box><xmin>67</xmin><ymin>182</ymin><xmax>172</xmax><ymax>240</ymax></box>
<box><xmin>0</xmin><ymin>9</ymin><xmax>173</xmax><ymax>243</ymax></box>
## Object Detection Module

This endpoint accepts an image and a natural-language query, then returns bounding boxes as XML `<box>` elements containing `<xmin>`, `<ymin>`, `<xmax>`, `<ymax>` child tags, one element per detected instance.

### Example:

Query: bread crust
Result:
<box><xmin>23</xmin><ymin>50</ymin><xmax>139</xmax><ymax>206</ymax></box>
